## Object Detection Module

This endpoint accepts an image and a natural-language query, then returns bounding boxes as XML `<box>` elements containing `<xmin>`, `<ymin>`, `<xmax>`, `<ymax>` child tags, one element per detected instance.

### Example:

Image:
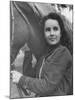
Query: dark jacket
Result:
<box><xmin>18</xmin><ymin>45</ymin><xmax>73</xmax><ymax>96</ymax></box>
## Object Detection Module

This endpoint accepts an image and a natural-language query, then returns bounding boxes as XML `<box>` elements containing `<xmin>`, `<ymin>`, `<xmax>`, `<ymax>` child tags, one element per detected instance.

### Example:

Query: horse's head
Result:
<box><xmin>10</xmin><ymin>1</ymin><xmax>56</xmax><ymax>63</ymax></box>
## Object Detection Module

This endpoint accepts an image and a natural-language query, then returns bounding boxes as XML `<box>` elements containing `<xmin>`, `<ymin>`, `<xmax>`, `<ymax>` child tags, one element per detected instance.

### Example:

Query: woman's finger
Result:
<box><xmin>10</xmin><ymin>70</ymin><xmax>16</xmax><ymax>74</ymax></box>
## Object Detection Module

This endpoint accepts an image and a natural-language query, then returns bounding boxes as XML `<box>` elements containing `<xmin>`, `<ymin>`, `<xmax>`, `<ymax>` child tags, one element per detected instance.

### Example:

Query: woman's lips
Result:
<box><xmin>48</xmin><ymin>37</ymin><xmax>56</xmax><ymax>41</ymax></box>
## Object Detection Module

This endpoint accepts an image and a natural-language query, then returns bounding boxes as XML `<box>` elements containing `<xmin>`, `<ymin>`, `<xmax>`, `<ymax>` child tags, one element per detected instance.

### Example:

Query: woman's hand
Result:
<box><xmin>11</xmin><ymin>70</ymin><xmax>23</xmax><ymax>84</ymax></box>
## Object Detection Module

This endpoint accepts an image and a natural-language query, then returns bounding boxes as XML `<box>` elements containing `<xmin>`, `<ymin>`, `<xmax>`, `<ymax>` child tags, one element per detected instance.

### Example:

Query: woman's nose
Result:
<box><xmin>50</xmin><ymin>29</ymin><xmax>54</xmax><ymax>36</ymax></box>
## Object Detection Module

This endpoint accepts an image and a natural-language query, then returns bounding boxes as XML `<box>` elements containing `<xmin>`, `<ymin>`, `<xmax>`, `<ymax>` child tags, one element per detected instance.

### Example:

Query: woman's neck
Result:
<box><xmin>45</xmin><ymin>43</ymin><xmax>60</xmax><ymax>56</ymax></box>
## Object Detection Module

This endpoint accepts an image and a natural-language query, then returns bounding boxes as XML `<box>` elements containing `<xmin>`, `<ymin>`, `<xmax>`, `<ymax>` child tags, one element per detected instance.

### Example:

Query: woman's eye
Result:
<box><xmin>46</xmin><ymin>28</ymin><xmax>51</xmax><ymax>31</ymax></box>
<box><xmin>53</xmin><ymin>27</ymin><xmax>58</xmax><ymax>31</ymax></box>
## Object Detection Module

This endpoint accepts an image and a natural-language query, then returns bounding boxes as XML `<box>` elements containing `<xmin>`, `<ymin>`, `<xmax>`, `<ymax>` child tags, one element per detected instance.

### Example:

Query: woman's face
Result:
<box><xmin>44</xmin><ymin>19</ymin><xmax>61</xmax><ymax>45</ymax></box>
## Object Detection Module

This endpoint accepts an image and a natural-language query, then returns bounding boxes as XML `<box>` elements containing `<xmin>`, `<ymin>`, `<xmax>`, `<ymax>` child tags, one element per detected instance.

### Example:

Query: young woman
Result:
<box><xmin>11</xmin><ymin>13</ymin><xmax>73</xmax><ymax>97</ymax></box>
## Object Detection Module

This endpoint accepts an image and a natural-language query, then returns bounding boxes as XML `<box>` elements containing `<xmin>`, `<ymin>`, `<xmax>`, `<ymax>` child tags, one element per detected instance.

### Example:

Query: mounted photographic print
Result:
<box><xmin>10</xmin><ymin>1</ymin><xmax>73</xmax><ymax>99</ymax></box>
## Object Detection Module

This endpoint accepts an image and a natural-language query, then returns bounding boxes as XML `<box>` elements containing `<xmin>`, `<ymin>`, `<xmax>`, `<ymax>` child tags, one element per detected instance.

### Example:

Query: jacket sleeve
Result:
<box><xmin>18</xmin><ymin>47</ymin><xmax>72</xmax><ymax>95</ymax></box>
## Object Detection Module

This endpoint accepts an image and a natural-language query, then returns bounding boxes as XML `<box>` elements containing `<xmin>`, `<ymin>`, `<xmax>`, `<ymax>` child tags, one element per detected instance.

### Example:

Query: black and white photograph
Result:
<box><xmin>10</xmin><ymin>1</ymin><xmax>73</xmax><ymax>99</ymax></box>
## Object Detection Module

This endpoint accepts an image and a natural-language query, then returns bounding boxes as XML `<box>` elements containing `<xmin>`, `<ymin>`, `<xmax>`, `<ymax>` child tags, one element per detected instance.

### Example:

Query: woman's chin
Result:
<box><xmin>48</xmin><ymin>42</ymin><xmax>57</xmax><ymax>45</ymax></box>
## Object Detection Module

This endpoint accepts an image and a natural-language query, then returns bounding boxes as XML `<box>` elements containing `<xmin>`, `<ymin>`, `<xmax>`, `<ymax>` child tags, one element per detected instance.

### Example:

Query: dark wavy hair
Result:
<box><xmin>40</xmin><ymin>12</ymin><xmax>72</xmax><ymax>54</ymax></box>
